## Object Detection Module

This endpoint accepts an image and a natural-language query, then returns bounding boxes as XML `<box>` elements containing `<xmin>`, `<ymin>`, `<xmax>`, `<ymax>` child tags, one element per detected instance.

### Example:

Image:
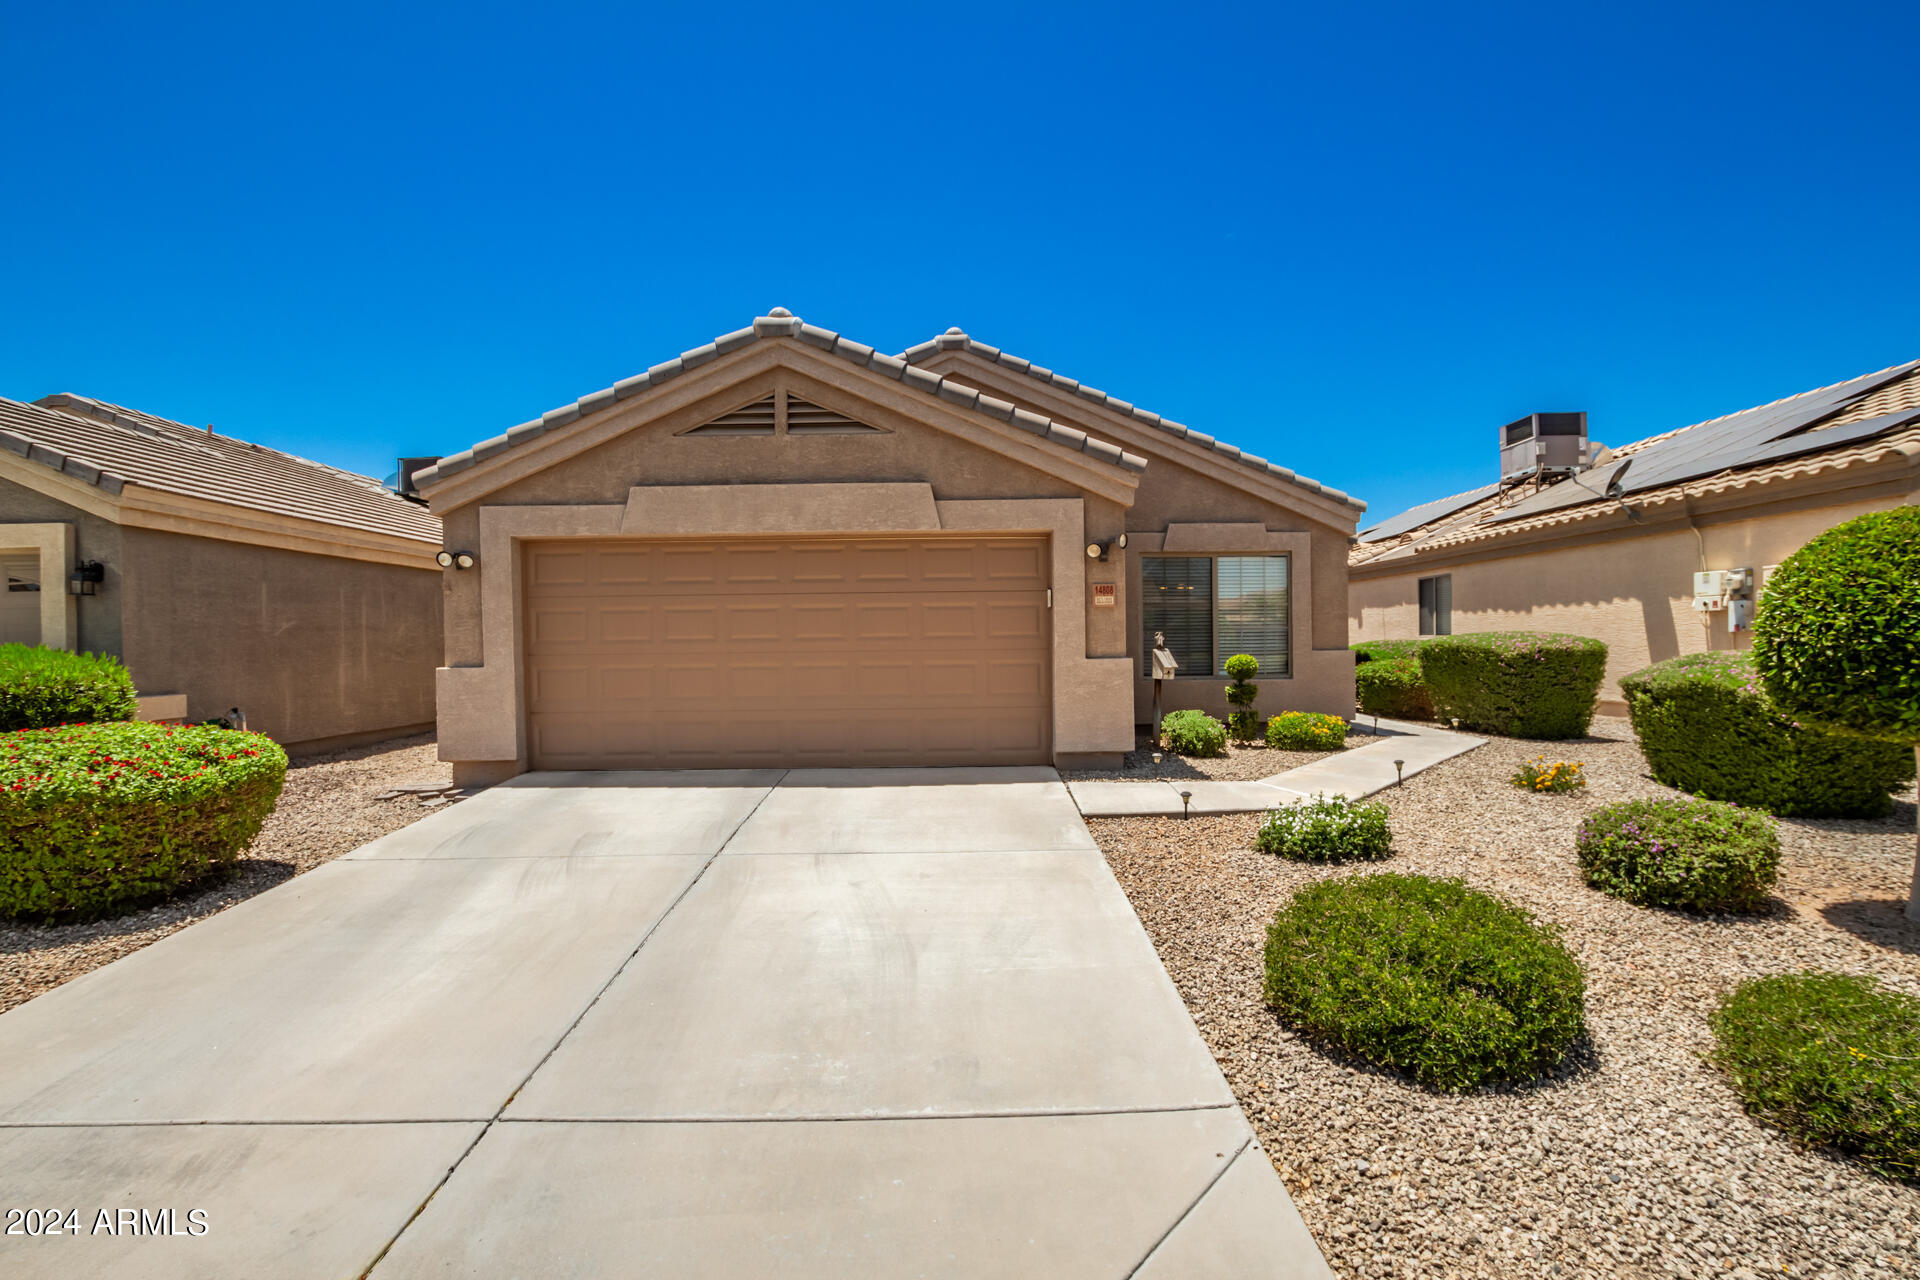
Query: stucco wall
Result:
<box><xmin>0</xmin><ymin>474</ymin><xmax>125</xmax><ymax>657</ymax></box>
<box><xmin>1350</xmin><ymin>491</ymin><xmax>1913</xmax><ymax>714</ymax></box>
<box><xmin>118</xmin><ymin>528</ymin><xmax>440</xmax><ymax>750</ymax></box>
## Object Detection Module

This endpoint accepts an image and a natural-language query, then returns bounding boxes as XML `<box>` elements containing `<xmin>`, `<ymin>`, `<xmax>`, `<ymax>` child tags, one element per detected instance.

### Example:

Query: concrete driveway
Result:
<box><xmin>0</xmin><ymin>768</ymin><xmax>1329</xmax><ymax>1278</ymax></box>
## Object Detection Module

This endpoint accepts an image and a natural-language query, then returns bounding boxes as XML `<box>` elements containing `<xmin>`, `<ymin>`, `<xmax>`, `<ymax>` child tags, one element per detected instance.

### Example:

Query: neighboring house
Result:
<box><xmin>419</xmin><ymin>310</ymin><xmax>1365</xmax><ymax>782</ymax></box>
<box><xmin>1350</xmin><ymin>359</ymin><xmax>1920</xmax><ymax>714</ymax></box>
<box><xmin>0</xmin><ymin>393</ymin><xmax>443</xmax><ymax>752</ymax></box>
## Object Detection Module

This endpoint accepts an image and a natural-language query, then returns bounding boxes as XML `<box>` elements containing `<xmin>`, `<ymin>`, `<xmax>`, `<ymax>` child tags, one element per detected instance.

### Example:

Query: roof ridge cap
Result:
<box><xmin>900</xmin><ymin>328</ymin><xmax>1366</xmax><ymax>512</ymax></box>
<box><xmin>418</xmin><ymin>312</ymin><xmax>1151</xmax><ymax>488</ymax></box>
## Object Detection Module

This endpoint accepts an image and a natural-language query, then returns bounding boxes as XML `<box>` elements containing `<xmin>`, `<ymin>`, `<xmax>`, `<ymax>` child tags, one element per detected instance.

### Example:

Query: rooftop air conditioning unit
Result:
<box><xmin>1499</xmin><ymin>412</ymin><xmax>1590</xmax><ymax>486</ymax></box>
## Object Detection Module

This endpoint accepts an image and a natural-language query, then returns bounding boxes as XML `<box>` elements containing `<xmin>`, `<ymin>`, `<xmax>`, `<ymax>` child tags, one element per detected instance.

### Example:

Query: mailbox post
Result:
<box><xmin>1150</xmin><ymin>630</ymin><xmax>1179</xmax><ymax>737</ymax></box>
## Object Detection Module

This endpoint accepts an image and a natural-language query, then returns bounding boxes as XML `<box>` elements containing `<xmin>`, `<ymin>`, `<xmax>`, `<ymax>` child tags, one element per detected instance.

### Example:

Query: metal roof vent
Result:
<box><xmin>1499</xmin><ymin>412</ymin><xmax>1590</xmax><ymax>488</ymax></box>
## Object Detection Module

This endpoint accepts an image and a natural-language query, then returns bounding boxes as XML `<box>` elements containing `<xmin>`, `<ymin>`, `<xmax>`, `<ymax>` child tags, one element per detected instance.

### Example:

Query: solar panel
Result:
<box><xmin>1358</xmin><ymin>483</ymin><xmax>1501</xmax><ymax>543</ymax></box>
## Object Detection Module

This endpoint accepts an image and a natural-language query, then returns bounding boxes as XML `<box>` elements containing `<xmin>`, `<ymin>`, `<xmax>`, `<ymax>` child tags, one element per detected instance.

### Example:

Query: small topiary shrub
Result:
<box><xmin>1160</xmin><ymin>709</ymin><xmax>1226</xmax><ymax>758</ymax></box>
<box><xmin>1355</xmin><ymin>657</ymin><xmax>1435</xmax><ymax>720</ymax></box>
<box><xmin>1263</xmin><ymin>873</ymin><xmax>1586</xmax><ymax>1091</ymax></box>
<box><xmin>1223</xmin><ymin>653</ymin><xmax>1261</xmax><ymax>743</ymax></box>
<box><xmin>1711</xmin><ymin>971</ymin><xmax>1919</xmax><ymax>1182</ymax></box>
<box><xmin>0</xmin><ymin>722</ymin><xmax>288</xmax><ymax>918</ymax></box>
<box><xmin>1253</xmin><ymin>793</ymin><xmax>1391</xmax><ymax>862</ymax></box>
<box><xmin>0</xmin><ymin>644</ymin><xmax>139</xmax><ymax>732</ymax></box>
<box><xmin>1621</xmin><ymin>650</ymin><xmax>1914</xmax><ymax>817</ymax></box>
<box><xmin>1575</xmin><ymin>796</ymin><xmax>1780</xmax><ymax>912</ymax></box>
<box><xmin>1421</xmin><ymin>632</ymin><xmax>1607</xmax><ymax>739</ymax></box>
<box><xmin>1510</xmin><ymin>756</ymin><xmax>1586</xmax><ymax>793</ymax></box>
<box><xmin>1265</xmin><ymin>711</ymin><xmax>1348</xmax><ymax>751</ymax></box>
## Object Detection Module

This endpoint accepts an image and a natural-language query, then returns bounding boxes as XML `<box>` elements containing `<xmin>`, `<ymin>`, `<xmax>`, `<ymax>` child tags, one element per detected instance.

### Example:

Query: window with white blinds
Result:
<box><xmin>1141</xmin><ymin>554</ymin><xmax>1291</xmax><ymax>678</ymax></box>
<box><xmin>1216</xmin><ymin>555</ymin><xmax>1291</xmax><ymax>677</ymax></box>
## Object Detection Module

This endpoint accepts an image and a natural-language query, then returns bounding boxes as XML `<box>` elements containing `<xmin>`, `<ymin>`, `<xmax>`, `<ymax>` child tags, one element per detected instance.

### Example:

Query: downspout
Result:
<box><xmin>1679</xmin><ymin>488</ymin><xmax>1714</xmax><ymax>650</ymax></box>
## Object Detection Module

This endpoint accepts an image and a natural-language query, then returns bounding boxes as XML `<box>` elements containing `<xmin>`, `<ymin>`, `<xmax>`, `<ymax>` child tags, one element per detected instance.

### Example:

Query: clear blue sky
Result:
<box><xmin>5</xmin><ymin>1</ymin><xmax>1915</xmax><ymax>520</ymax></box>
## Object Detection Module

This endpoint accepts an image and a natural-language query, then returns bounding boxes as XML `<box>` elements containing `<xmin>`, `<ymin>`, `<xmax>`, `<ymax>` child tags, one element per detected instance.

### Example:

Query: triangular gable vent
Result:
<box><xmin>683</xmin><ymin>390</ymin><xmax>886</xmax><ymax>437</ymax></box>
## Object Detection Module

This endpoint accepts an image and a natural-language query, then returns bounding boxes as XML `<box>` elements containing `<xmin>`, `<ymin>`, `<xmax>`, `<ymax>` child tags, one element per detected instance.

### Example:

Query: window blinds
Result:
<box><xmin>1140</xmin><ymin>557</ymin><xmax>1213</xmax><ymax>677</ymax></box>
<box><xmin>1216</xmin><ymin>556</ymin><xmax>1290</xmax><ymax>677</ymax></box>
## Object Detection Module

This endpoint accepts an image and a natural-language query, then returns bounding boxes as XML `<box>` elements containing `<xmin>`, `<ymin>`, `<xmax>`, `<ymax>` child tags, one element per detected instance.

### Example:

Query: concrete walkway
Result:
<box><xmin>0</xmin><ymin>768</ymin><xmax>1330</xmax><ymax>1278</ymax></box>
<box><xmin>1069</xmin><ymin>717</ymin><xmax>1485</xmax><ymax>817</ymax></box>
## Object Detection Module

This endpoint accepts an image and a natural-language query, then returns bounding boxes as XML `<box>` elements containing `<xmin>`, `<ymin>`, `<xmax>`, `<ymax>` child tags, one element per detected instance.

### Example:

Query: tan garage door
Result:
<box><xmin>523</xmin><ymin>536</ymin><xmax>1052</xmax><ymax>769</ymax></box>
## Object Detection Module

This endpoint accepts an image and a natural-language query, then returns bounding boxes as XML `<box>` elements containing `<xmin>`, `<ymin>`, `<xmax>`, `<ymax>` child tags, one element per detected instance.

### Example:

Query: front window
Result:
<box><xmin>1142</xmin><ymin>555</ymin><xmax>1291</xmax><ymax>677</ymax></box>
<box><xmin>1419</xmin><ymin>574</ymin><xmax>1452</xmax><ymax>635</ymax></box>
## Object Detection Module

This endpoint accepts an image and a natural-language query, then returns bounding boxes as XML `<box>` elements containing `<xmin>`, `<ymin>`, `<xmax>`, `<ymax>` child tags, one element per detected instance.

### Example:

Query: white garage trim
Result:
<box><xmin>0</xmin><ymin>522</ymin><xmax>77</xmax><ymax>651</ymax></box>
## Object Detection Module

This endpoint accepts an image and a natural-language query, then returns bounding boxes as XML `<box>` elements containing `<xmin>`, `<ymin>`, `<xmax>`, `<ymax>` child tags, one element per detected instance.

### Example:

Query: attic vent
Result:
<box><xmin>786</xmin><ymin>397</ymin><xmax>882</xmax><ymax>435</ymax></box>
<box><xmin>682</xmin><ymin>391</ymin><xmax>886</xmax><ymax>437</ymax></box>
<box><xmin>686</xmin><ymin>395</ymin><xmax>777</xmax><ymax>436</ymax></box>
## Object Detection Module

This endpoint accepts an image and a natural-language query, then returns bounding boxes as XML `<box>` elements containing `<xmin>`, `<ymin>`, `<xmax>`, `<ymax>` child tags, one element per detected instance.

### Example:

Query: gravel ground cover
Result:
<box><xmin>1061</xmin><ymin>727</ymin><xmax>1377</xmax><ymax>783</ymax></box>
<box><xmin>0</xmin><ymin>733</ymin><xmax>451</xmax><ymax>1014</ymax></box>
<box><xmin>1092</xmin><ymin>715</ymin><xmax>1920</xmax><ymax>1279</ymax></box>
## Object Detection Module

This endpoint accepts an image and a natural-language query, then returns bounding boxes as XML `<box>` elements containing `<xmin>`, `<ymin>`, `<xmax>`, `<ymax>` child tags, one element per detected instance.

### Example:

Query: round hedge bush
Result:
<box><xmin>0</xmin><ymin>643</ymin><xmax>138</xmax><ymax>732</ymax></box>
<box><xmin>1355</xmin><ymin>656</ymin><xmax>1434</xmax><ymax>720</ymax></box>
<box><xmin>1752</xmin><ymin>506</ymin><xmax>1920</xmax><ymax>743</ymax></box>
<box><xmin>1575</xmin><ymin>796</ymin><xmax>1780</xmax><ymax>912</ymax></box>
<box><xmin>1253</xmin><ymin>794</ymin><xmax>1391</xmax><ymax>862</ymax></box>
<box><xmin>1621</xmin><ymin>651</ymin><xmax>1914</xmax><ymax>817</ymax></box>
<box><xmin>1159</xmin><ymin>709</ymin><xmax>1226</xmax><ymax>757</ymax></box>
<box><xmin>1262</xmin><ymin>873</ymin><xmax>1586</xmax><ymax>1091</ymax></box>
<box><xmin>1711</xmin><ymin>971</ymin><xmax>1919</xmax><ymax>1182</ymax></box>
<box><xmin>1265</xmin><ymin>711</ymin><xmax>1347</xmax><ymax>750</ymax></box>
<box><xmin>0</xmin><ymin>722</ymin><xmax>288</xmax><ymax>918</ymax></box>
<box><xmin>1419</xmin><ymin>632</ymin><xmax>1607</xmax><ymax>739</ymax></box>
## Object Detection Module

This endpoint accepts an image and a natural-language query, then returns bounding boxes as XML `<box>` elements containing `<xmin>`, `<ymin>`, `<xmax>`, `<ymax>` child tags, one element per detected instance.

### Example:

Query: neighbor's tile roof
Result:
<box><xmin>900</xmin><ymin>328</ymin><xmax>1366</xmax><ymax>511</ymax></box>
<box><xmin>1350</xmin><ymin>359</ymin><xmax>1920</xmax><ymax>568</ymax></box>
<box><xmin>0</xmin><ymin>394</ymin><xmax>441</xmax><ymax>543</ymax></box>
<box><xmin>418</xmin><ymin>310</ymin><xmax>1151</xmax><ymax>487</ymax></box>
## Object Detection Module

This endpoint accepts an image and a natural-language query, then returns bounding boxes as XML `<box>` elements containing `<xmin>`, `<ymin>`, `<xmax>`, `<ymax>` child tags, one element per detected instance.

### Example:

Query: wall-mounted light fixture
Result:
<box><xmin>434</xmin><ymin>550</ymin><xmax>476</xmax><ymax>570</ymax></box>
<box><xmin>67</xmin><ymin>560</ymin><xmax>104</xmax><ymax>596</ymax></box>
<box><xmin>1084</xmin><ymin>533</ymin><xmax>1128</xmax><ymax>562</ymax></box>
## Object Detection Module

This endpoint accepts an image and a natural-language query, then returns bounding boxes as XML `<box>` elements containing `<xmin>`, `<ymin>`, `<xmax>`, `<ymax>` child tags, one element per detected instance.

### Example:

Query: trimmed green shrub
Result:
<box><xmin>1223</xmin><ymin>653</ymin><xmax>1261</xmax><ymax>743</ymax></box>
<box><xmin>1711</xmin><ymin>972</ymin><xmax>1919</xmax><ymax>1182</ymax></box>
<box><xmin>0</xmin><ymin>644</ymin><xmax>139</xmax><ymax>732</ymax></box>
<box><xmin>1621</xmin><ymin>651</ymin><xmax>1914</xmax><ymax>817</ymax></box>
<box><xmin>1351</xmin><ymin>639</ymin><xmax>1426</xmax><ymax>663</ymax></box>
<box><xmin>1266</xmin><ymin>711</ymin><xmax>1347</xmax><ymax>751</ymax></box>
<box><xmin>1160</xmin><ymin>709</ymin><xmax>1226</xmax><ymax>757</ymax></box>
<box><xmin>0</xmin><ymin>722</ymin><xmax>287</xmax><ymax>918</ymax></box>
<box><xmin>1575</xmin><ymin>796</ymin><xmax>1779</xmax><ymax>912</ymax></box>
<box><xmin>1355</xmin><ymin>656</ymin><xmax>1435</xmax><ymax>720</ymax></box>
<box><xmin>1420</xmin><ymin>632</ymin><xmax>1607</xmax><ymax>739</ymax></box>
<box><xmin>1263</xmin><ymin>873</ymin><xmax>1586</xmax><ymax>1091</ymax></box>
<box><xmin>1752</xmin><ymin>506</ymin><xmax>1920</xmax><ymax>743</ymax></box>
<box><xmin>1253</xmin><ymin>793</ymin><xmax>1391</xmax><ymax>862</ymax></box>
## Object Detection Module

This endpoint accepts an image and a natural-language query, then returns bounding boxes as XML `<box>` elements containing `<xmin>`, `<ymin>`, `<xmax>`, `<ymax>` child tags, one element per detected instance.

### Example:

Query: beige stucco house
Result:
<box><xmin>418</xmin><ymin>310</ymin><xmax>1365</xmax><ymax>782</ymax></box>
<box><xmin>1</xmin><ymin>393</ymin><xmax>443</xmax><ymax>751</ymax></box>
<box><xmin>1350</xmin><ymin>358</ymin><xmax>1920</xmax><ymax>714</ymax></box>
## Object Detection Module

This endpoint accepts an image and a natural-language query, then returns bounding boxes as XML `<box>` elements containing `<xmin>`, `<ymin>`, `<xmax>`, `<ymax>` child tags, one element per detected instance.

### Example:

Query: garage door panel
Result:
<box><xmin>525</xmin><ymin>536</ymin><xmax>1051</xmax><ymax>769</ymax></box>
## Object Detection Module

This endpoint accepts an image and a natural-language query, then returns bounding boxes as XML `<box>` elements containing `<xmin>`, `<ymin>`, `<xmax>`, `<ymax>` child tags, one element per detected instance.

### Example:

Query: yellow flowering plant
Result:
<box><xmin>1510</xmin><ymin>756</ymin><xmax>1586</xmax><ymax>793</ymax></box>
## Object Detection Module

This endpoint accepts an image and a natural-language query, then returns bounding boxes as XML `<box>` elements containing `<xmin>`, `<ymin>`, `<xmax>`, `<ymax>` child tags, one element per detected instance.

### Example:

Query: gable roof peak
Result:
<box><xmin>416</xmin><ymin>311</ymin><xmax>1150</xmax><ymax>490</ymax></box>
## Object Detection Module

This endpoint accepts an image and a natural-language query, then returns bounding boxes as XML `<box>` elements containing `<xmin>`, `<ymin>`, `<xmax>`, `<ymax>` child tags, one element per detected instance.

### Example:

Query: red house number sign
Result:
<box><xmin>1092</xmin><ymin>583</ymin><xmax>1116</xmax><ymax>608</ymax></box>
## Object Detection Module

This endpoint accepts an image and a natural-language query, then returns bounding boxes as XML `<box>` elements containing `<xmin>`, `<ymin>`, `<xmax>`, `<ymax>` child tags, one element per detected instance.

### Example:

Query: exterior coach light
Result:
<box><xmin>1085</xmin><ymin>535</ymin><xmax>1127</xmax><ymax>562</ymax></box>
<box><xmin>67</xmin><ymin>561</ymin><xmax>104</xmax><ymax>596</ymax></box>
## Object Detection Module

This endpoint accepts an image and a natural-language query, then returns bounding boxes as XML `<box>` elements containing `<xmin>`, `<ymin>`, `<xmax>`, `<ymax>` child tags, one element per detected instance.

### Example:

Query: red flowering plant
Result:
<box><xmin>0</xmin><ymin>721</ymin><xmax>287</xmax><ymax>918</ymax></box>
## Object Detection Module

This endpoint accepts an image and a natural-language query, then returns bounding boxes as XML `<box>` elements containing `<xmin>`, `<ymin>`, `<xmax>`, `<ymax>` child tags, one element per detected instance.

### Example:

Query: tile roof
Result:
<box><xmin>0</xmin><ymin>394</ymin><xmax>441</xmax><ymax>543</ymax></box>
<box><xmin>900</xmin><ymin>328</ymin><xmax>1366</xmax><ymax>511</ymax></box>
<box><xmin>417</xmin><ymin>310</ymin><xmax>1151</xmax><ymax>488</ymax></box>
<box><xmin>1351</xmin><ymin>359</ymin><xmax>1920</xmax><ymax>568</ymax></box>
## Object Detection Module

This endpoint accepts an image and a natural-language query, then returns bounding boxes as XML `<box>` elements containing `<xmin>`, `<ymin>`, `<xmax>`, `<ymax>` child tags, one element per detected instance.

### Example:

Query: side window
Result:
<box><xmin>1419</xmin><ymin>574</ymin><xmax>1452</xmax><ymax>636</ymax></box>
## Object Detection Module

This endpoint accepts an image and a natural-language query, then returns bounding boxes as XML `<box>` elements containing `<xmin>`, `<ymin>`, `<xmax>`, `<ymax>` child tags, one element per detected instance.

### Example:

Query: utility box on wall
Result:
<box><xmin>1692</xmin><ymin>568</ymin><xmax>1756</xmax><ymax>630</ymax></box>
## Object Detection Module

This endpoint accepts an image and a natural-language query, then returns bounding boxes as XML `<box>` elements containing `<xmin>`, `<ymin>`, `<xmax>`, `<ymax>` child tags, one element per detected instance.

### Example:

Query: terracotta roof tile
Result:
<box><xmin>2</xmin><ymin>395</ymin><xmax>440</xmax><ymax>543</ymax></box>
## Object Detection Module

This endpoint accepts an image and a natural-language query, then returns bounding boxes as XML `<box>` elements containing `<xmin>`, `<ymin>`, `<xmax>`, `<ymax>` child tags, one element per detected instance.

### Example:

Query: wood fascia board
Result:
<box><xmin>425</xmin><ymin>341</ymin><xmax>1143</xmax><ymax>513</ymax></box>
<box><xmin>925</xmin><ymin>351</ymin><xmax>1360</xmax><ymax>531</ymax></box>
<box><xmin>1349</xmin><ymin>447</ymin><xmax>1917</xmax><ymax>579</ymax></box>
<box><xmin>0</xmin><ymin>450</ymin><xmax>440</xmax><ymax>569</ymax></box>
